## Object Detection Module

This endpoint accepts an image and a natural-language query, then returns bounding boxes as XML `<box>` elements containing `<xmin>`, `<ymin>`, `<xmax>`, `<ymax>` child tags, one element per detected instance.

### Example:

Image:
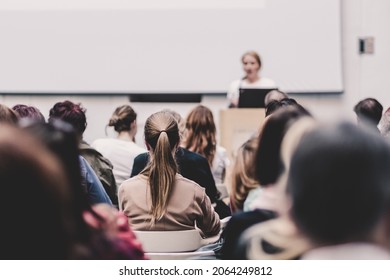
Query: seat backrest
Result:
<box><xmin>134</xmin><ymin>229</ymin><xmax>204</xmax><ymax>253</ymax></box>
<box><xmin>144</xmin><ymin>250</ymin><xmax>216</xmax><ymax>260</ymax></box>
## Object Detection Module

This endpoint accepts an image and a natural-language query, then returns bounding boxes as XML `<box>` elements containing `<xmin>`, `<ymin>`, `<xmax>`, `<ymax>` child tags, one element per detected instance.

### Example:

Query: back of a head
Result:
<box><xmin>354</xmin><ymin>97</ymin><xmax>383</xmax><ymax>126</ymax></box>
<box><xmin>143</xmin><ymin>111</ymin><xmax>180</xmax><ymax>224</ymax></box>
<box><xmin>108</xmin><ymin>105</ymin><xmax>137</xmax><ymax>133</ymax></box>
<box><xmin>184</xmin><ymin>105</ymin><xmax>217</xmax><ymax>165</ymax></box>
<box><xmin>0</xmin><ymin>124</ymin><xmax>76</xmax><ymax>259</ymax></box>
<box><xmin>280</xmin><ymin>117</ymin><xmax>318</xmax><ymax>173</ymax></box>
<box><xmin>265</xmin><ymin>98</ymin><xmax>310</xmax><ymax>117</ymax></box>
<box><xmin>264</xmin><ymin>90</ymin><xmax>289</xmax><ymax>107</ymax></box>
<box><xmin>255</xmin><ymin>106</ymin><xmax>312</xmax><ymax>186</ymax></box>
<box><xmin>12</xmin><ymin>104</ymin><xmax>46</xmax><ymax>123</ymax></box>
<box><xmin>185</xmin><ymin>105</ymin><xmax>216</xmax><ymax>134</ymax></box>
<box><xmin>0</xmin><ymin>104</ymin><xmax>18</xmax><ymax>125</ymax></box>
<box><xmin>289</xmin><ymin>122</ymin><xmax>390</xmax><ymax>245</ymax></box>
<box><xmin>144</xmin><ymin>111</ymin><xmax>180</xmax><ymax>152</ymax></box>
<box><xmin>48</xmin><ymin>100</ymin><xmax>87</xmax><ymax>136</ymax></box>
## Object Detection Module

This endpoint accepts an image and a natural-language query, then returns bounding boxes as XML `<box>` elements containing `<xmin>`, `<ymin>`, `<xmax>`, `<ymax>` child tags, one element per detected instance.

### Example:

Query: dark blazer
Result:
<box><xmin>131</xmin><ymin>148</ymin><xmax>231</xmax><ymax>218</ymax></box>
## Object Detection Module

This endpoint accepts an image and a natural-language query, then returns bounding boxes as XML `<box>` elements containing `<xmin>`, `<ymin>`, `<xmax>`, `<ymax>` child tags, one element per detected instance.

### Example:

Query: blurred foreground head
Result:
<box><xmin>0</xmin><ymin>124</ymin><xmax>77</xmax><ymax>259</ymax></box>
<box><xmin>289</xmin><ymin>122</ymin><xmax>390</xmax><ymax>245</ymax></box>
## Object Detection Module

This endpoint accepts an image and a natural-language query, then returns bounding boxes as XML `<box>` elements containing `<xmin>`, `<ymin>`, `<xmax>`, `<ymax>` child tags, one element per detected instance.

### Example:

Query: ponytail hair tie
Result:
<box><xmin>159</xmin><ymin>130</ymin><xmax>167</xmax><ymax>134</ymax></box>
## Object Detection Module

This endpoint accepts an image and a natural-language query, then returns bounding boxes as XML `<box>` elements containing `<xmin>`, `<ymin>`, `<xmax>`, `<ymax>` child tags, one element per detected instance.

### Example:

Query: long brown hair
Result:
<box><xmin>141</xmin><ymin>111</ymin><xmax>180</xmax><ymax>225</ymax></box>
<box><xmin>230</xmin><ymin>137</ymin><xmax>259</xmax><ymax>212</ymax></box>
<box><xmin>184</xmin><ymin>105</ymin><xmax>217</xmax><ymax>166</ymax></box>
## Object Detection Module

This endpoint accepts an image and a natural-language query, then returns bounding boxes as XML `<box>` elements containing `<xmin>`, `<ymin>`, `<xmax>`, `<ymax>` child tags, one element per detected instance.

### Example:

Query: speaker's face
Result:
<box><xmin>242</xmin><ymin>54</ymin><xmax>260</xmax><ymax>77</ymax></box>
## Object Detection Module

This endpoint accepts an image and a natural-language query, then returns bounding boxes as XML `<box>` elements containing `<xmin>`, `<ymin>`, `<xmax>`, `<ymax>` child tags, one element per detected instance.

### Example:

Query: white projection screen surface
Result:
<box><xmin>0</xmin><ymin>0</ymin><xmax>342</xmax><ymax>94</ymax></box>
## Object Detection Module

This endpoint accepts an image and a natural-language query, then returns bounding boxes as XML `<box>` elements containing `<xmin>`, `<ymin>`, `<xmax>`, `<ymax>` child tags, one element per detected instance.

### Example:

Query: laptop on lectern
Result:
<box><xmin>238</xmin><ymin>88</ymin><xmax>277</xmax><ymax>108</ymax></box>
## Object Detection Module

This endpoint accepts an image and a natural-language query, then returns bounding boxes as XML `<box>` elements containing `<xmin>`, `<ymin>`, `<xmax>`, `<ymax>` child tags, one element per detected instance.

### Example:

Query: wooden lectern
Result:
<box><xmin>218</xmin><ymin>108</ymin><xmax>265</xmax><ymax>201</ymax></box>
<box><xmin>219</xmin><ymin>108</ymin><xmax>265</xmax><ymax>160</ymax></box>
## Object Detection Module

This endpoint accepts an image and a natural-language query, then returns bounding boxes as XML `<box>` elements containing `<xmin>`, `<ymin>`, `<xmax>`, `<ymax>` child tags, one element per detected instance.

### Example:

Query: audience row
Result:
<box><xmin>0</xmin><ymin>94</ymin><xmax>389</xmax><ymax>259</ymax></box>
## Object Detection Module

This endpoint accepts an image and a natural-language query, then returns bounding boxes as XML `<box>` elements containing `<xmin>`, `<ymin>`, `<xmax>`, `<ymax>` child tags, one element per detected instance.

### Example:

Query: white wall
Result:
<box><xmin>1</xmin><ymin>0</ymin><xmax>390</xmax><ymax>148</ymax></box>
<box><xmin>284</xmin><ymin>0</ymin><xmax>390</xmax><ymax>122</ymax></box>
<box><xmin>342</xmin><ymin>0</ymin><xmax>390</xmax><ymax>108</ymax></box>
<box><xmin>0</xmin><ymin>0</ymin><xmax>342</xmax><ymax>93</ymax></box>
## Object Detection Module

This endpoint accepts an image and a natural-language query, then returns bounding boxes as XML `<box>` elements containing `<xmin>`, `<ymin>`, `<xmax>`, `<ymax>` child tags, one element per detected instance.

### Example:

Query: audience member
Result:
<box><xmin>245</xmin><ymin>106</ymin><xmax>311</xmax><ymax>211</ymax></box>
<box><xmin>24</xmin><ymin>120</ymin><xmax>112</xmax><ymax>205</ymax></box>
<box><xmin>92</xmin><ymin>105</ymin><xmax>146</xmax><ymax>187</ymax></box>
<box><xmin>0</xmin><ymin>124</ymin><xmax>145</xmax><ymax>259</ymax></box>
<box><xmin>220</xmin><ymin>106</ymin><xmax>311</xmax><ymax>259</ymax></box>
<box><xmin>0</xmin><ymin>123</ymin><xmax>77</xmax><ymax>259</ymax></box>
<box><xmin>22</xmin><ymin>121</ymin><xmax>145</xmax><ymax>259</ymax></box>
<box><xmin>12</xmin><ymin>104</ymin><xmax>45</xmax><ymax>123</ymax></box>
<box><xmin>229</xmin><ymin>137</ymin><xmax>260</xmax><ymax>213</ymax></box>
<box><xmin>289</xmin><ymin>122</ymin><xmax>390</xmax><ymax>259</ymax></box>
<box><xmin>227</xmin><ymin>51</ymin><xmax>277</xmax><ymax>107</ymax></box>
<box><xmin>353</xmin><ymin>97</ymin><xmax>383</xmax><ymax>132</ymax></box>
<box><xmin>237</xmin><ymin>117</ymin><xmax>316</xmax><ymax>260</ymax></box>
<box><xmin>131</xmin><ymin>109</ymin><xmax>231</xmax><ymax>218</ymax></box>
<box><xmin>48</xmin><ymin>100</ymin><xmax>118</xmax><ymax>206</ymax></box>
<box><xmin>119</xmin><ymin>111</ymin><xmax>220</xmax><ymax>236</ymax></box>
<box><xmin>264</xmin><ymin>90</ymin><xmax>289</xmax><ymax>107</ymax></box>
<box><xmin>184</xmin><ymin>105</ymin><xmax>230</xmax><ymax>185</ymax></box>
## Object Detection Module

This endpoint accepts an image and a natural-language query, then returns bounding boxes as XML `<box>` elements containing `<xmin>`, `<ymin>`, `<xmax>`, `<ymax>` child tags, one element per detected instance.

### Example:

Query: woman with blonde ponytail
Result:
<box><xmin>119</xmin><ymin>111</ymin><xmax>220</xmax><ymax>236</ymax></box>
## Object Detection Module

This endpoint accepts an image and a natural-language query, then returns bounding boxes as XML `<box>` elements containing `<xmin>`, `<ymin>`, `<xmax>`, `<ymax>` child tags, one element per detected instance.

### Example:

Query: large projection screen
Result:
<box><xmin>0</xmin><ymin>0</ymin><xmax>342</xmax><ymax>94</ymax></box>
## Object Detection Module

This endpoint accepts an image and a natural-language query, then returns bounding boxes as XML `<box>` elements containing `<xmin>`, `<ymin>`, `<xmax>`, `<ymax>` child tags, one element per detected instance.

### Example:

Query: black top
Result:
<box><xmin>238</xmin><ymin>88</ymin><xmax>276</xmax><ymax>108</ymax></box>
<box><xmin>219</xmin><ymin>209</ymin><xmax>277</xmax><ymax>259</ymax></box>
<box><xmin>131</xmin><ymin>147</ymin><xmax>231</xmax><ymax>218</ymax></box>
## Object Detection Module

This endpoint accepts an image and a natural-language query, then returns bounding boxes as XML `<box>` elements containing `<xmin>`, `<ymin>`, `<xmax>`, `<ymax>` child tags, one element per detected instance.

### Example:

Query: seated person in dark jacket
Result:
<box><xmin>130</xmin><ymin>110</ymin><xmax>231</xmax><ymax>218</ymax></box>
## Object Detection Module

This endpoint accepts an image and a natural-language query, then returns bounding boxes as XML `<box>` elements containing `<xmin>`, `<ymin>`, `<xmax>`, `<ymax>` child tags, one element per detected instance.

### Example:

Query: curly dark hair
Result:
<box><xmin>48</xmin><ymin>100</ymin><xmax>87</xmax><ymax>136</ymax></box>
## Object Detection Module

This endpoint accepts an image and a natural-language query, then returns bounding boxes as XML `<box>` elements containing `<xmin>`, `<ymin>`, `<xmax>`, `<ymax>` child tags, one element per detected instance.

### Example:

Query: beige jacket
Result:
<box><xmin>119</xmin><ymin>174</ymin><xmax>220</xmax><ymax>237</ymax></box>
